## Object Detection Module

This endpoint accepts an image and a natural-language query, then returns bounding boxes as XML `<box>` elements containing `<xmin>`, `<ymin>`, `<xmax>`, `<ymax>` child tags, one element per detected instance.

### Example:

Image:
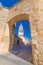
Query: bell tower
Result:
<box><xmin>18</xmin><ymin>23</ymin><xmax>24</xmax><ymax>38</ymax></box>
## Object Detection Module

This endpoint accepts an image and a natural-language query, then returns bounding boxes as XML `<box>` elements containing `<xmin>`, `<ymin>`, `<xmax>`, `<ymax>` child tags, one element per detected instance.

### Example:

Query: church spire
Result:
<box><xmin>18</xmin><ymin>23</ymin><xmax>24</xmax><ymax>37</ymax></box>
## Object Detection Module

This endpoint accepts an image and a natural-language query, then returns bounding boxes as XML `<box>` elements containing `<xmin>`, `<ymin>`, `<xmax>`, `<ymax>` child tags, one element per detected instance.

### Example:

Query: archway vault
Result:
<box><xmin>7</xmin><ymin>13</ymin><xmax>39</xmax><ymax>65</ymax></box>
<box><xmin>0</xmin><ymin>12</ymin><xmax>38</xmax><ymax>64</ymax></box>
<box><xmin>5</xmin><ymin>12</ymin><xmax>39</xmax><ymax>65</ymax></box>
<box><xmin>8</xmin><ymin>13</ymin><xmax>29</xmax><ymax>25</ymax></box>
<box><xmin>8</xmin><ymin>13</ymin><xmax>31</xmax><ymax>50</ymax></box>
<box><xmin>0</xmin><ymin>11</ymin><xmax>39</xmax><ymax>65</ymax></box>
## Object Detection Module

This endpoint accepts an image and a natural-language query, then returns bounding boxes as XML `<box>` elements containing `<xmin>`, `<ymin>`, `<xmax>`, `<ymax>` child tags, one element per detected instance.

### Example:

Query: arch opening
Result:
<box><xmin>8</xmin><ymin>14</ymin><xmax>32</xmax><ymax>63</ymax></box>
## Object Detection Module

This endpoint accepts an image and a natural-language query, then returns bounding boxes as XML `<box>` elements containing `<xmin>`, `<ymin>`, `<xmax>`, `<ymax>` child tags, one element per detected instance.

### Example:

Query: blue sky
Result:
<box><xmin>14</xmin><ymin>20</ymin><xmax>31</xmax><ymax>41</ymax></box>
<box><xmin>0</xmin><ymin>0</ymin><xmax>19</xmax><ymax>7</ymax></box>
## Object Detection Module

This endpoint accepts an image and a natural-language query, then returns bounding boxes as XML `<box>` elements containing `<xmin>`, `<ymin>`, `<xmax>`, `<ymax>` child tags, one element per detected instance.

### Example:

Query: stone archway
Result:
<box><xmin>8</xmin><ymin>13</ymin><xmax>31</xmax><ymax>50</ymax></box>
<box><xmin>0</xmin><ymin>0</ymin><xmax>43</xmax><ymax>64</ymax></box>
<box><xmin>0</xmin><ymin>12</ymin><xmax>39</xmax><ymax>64</ymax></box>
<box><xmin>8</xmin><ymin>13</ymin><xmax>39</xmax><ymax>64</ymax></box>
<box><xmin>8</xmin><ymin>13</ymin><xmax>32</xmax><ymax>63</ymax></box>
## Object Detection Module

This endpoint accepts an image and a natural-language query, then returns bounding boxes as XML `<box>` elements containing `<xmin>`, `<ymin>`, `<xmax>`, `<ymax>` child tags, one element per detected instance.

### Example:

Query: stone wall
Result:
<box><xmin>0</xmin><ymin>0</ymin><xmax>43</xmax><ymax>65</ymax></box>
<box><xmin>0</xmin><ymin>7</ymin><xmax>10</xmax><ymax>54</ymax></box>
<box><xmin>29</xmin><ymin>0</ymin><xmax>43</xmax><ymax>65</ymax></box>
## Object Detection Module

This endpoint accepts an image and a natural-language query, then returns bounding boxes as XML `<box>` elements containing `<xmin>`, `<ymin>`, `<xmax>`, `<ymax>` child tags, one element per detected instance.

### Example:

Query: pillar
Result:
<box><xmin>0</xmin><ymin>7</ymin><xmax>9</xmax><ymax>54</ymax></box>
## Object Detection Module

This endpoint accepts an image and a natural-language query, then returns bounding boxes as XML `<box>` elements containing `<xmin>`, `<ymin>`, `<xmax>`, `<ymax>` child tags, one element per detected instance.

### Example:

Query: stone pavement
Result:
<box><xmin>0</xmin><ymin>52</ymin><xmax>33</xmax><ymax>65</ymax></box>
<box><xmin>11</xmin><ymin>44</ymin><xmax>32</xmax><ymax>62</ymax></box>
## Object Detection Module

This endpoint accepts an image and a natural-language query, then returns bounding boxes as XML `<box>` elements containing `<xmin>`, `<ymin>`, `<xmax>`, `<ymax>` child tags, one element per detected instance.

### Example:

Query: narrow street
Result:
<box><xmin>11</xmin><ymin>44</ymin><xmax>32</xmax><ymax>63</ymax></box>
